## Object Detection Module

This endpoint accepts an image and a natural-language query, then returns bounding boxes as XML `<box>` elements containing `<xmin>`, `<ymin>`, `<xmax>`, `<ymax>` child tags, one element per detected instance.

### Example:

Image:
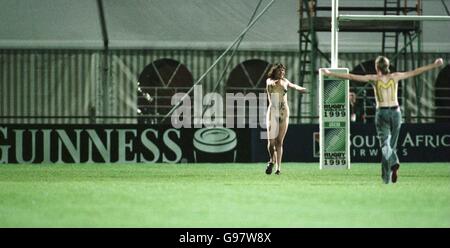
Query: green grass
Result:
<box><xmin>0</xmin><ymin>163</ymin><xmax>449</xmax><ymax>227</ymax></box>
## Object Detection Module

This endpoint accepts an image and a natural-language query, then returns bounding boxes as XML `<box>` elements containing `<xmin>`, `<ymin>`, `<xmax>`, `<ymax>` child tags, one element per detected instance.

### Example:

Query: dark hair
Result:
<box><xmin>267</xmin><ymin>63</ymin><xmax>286</xmax><ymax>79</ymax></box>
<box><xmin>375</xmin><ymin>56</ymin><xmax>390</xmax><ymax>75</ymax></box>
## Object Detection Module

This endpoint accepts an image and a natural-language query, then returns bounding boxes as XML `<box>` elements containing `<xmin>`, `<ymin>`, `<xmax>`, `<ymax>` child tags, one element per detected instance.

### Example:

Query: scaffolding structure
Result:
<box><xmin>298</xmin><ymin>0</ymin><xmax>423</xmax><ymax>123</ymax></box>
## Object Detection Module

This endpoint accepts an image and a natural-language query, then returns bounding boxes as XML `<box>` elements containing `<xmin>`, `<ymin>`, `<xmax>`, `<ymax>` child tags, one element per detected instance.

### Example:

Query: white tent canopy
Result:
<box><xmin>0</xmin><ymin>0</ymin><xmax>449</xmax><ymax>52</ymax></box>
<box><xmin>0</xmin><ymin>0</ymin><xmax>299</xmax><ymax>50</ymax></box>
<box><xmin>0</xmin><ymin>0</ymin><xmax>103</xmax><ymax>49</ymax></box>
<box><xmin>104</xmin><ymin>0</ymin><xmax>298</xmax><ymax>50</ymax></box>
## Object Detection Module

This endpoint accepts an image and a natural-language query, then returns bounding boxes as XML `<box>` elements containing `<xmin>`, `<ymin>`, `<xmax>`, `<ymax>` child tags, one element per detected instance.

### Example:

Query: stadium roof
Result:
<box><xmin>0</xmin><ymin>0</ymin><xmax>448</xmax><ymax>52</ymax></box>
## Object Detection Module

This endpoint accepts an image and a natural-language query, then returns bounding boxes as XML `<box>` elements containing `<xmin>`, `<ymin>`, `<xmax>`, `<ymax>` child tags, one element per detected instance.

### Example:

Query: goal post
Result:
<box><xmin>319</xmin><ymin>68</ymin><xmax>350</xmax><ymax>169</ymax></box>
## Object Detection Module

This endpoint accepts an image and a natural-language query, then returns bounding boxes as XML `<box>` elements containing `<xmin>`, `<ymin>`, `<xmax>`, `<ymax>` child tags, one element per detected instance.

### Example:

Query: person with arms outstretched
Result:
<box><xmin>265</xmin><ymin>63</ymin><xmax>307</xmax><ymax>175</ymax></box>
<box><xmin>322</xmin><ymin>57</ymin><xmax>444</xmax><ymax>184</ymax></box>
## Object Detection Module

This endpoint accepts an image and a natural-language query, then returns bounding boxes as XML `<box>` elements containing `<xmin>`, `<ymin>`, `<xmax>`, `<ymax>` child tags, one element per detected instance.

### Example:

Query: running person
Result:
<box><xmin>266</xmin><ymin>63</ymin><xmax>307</xmax><ymax>175</ymax></box>
<box><xmin>322</xmin><ymin>57</ymin><xmax>444</xmax><ymax>184</ymax></box>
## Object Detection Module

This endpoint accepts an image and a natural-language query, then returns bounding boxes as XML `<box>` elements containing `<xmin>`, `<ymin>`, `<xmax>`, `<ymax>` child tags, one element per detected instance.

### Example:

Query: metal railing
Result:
<box><xmin>3</xmin><ymin>83</ymin><xmax>450</xmax><ymax>124</ymax></box>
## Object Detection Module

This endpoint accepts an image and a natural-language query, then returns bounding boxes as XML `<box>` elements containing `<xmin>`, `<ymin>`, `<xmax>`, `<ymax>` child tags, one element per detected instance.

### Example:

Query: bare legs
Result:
<box><xmin>266</xmin><ymin>113</ymin><xmax>289</xmax><ymax>175</ymax></box>
<box><xmin>267</xmin><ymin>139</ymin><xmax>276</xmax><ymax>164</ymax></box>
<box><xmin>274</xmin><ymin>117</ymin><xmax>288</xmax><ymax>173</ymax></box>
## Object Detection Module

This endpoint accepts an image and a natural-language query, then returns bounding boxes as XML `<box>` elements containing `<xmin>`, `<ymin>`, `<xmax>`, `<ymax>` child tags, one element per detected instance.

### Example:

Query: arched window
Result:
<box><xmin>138</xmin><ymin>59</ymin><xmax>193</xmax><ymax>124</ymax></box>
<box><xmin>226</xmin><ymin>59</ymin><xmax>270</xmax><ymax>127</ymax></box>
<box><xmin>226</xmin><ymin>59</ymin><xmax>270</xmax><ymax>91</ymax></box>
<box><xmin>435</xmin><ymin>65</ymin><xmax>450</xmax><ymax>123</ymax></box>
